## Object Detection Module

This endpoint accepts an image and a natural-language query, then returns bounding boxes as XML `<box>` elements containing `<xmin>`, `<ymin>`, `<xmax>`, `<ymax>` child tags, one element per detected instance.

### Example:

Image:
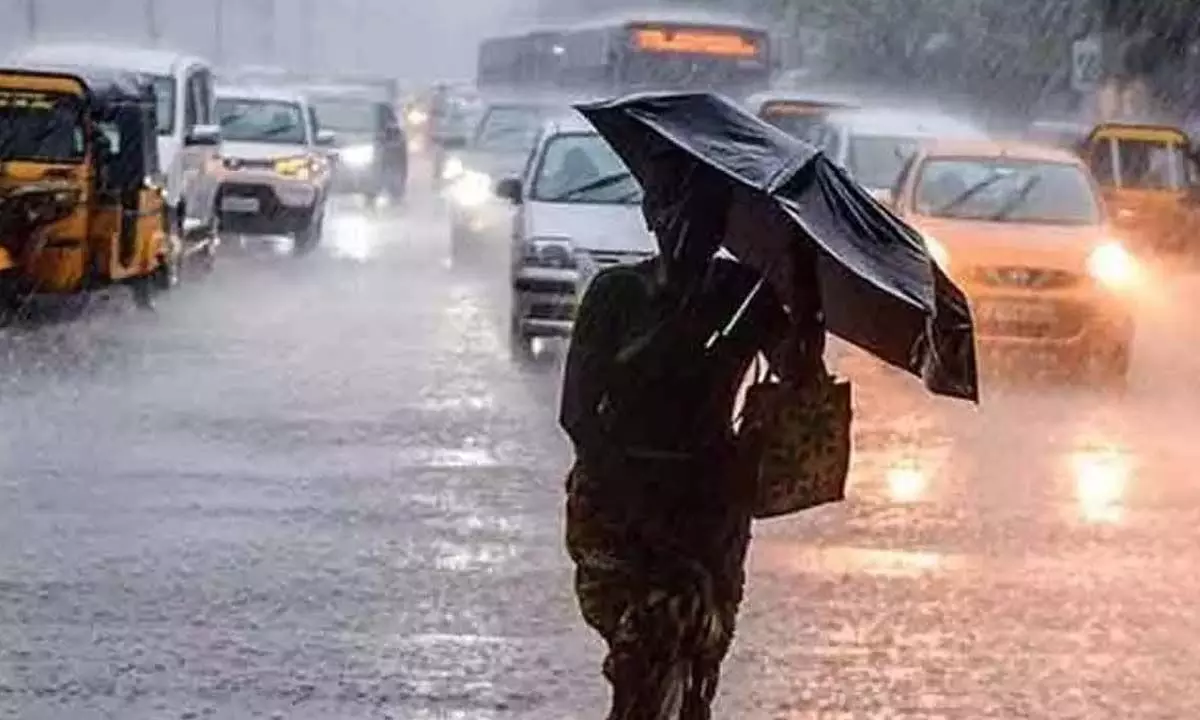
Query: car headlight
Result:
<box><xmin>1087</xmin><ymin>239</ymin><xmax>1138</xmax><ymax>288</ymax></box>
<box><xmin>450</xmin><ymin>170</ymin><xmax>493</xmax><ymax>208</ymax></box>
<box><xmin>341</xmin><ymin>144</ymin><xmax>375</xmax><ymax>168</ymax></box>
<box><xmin>923</xmin><ymin>233</ymin><xmax>950</xmax><ymax>271</ymax></box>
<box><xmin>274</xmin><ymin>155</ymin><xmax>313</xmax><ymax>180</ymax></box>
<box><xmin>407</xmin><ymin>109</ymin><xmax>428</xmax><ymax>126</ymax></box>
<box><xmin>442</xmin><ymin>156</ymin><xmax>465</xmax><ymax>181</ymax></box>
<box><xmin>522</xmin><ymin>236</ymin><xmax>576</xmax><ymax>269</ymax></box>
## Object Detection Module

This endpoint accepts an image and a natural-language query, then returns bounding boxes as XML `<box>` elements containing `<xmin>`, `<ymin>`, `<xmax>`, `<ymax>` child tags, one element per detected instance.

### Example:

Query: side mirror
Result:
<box><xmin>495</xmin><ymin>176</ymin><xmax>522</xmax><ymax>204</ymax></box>
<box><xmin>316</xmin><ymin>129</ymin><xmax>337</xmax><ymax>147</ymax></box>
<box><xmin>185</xmin><ymin>124</ymin><xmax>221</xmax><ymax>147</ymax></box>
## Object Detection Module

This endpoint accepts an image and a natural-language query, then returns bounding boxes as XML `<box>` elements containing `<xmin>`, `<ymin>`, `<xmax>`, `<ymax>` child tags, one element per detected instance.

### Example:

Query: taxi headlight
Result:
<box><xmin>341</xmin><ymin>144</ymin><xmax>375</xmax><ymax>167</ymax></box>
<box><xmin>923</xmin><ymin>233</ymin><xmax>950</xmax><ymax>271</ymax></box>
<box><xmin>450</xmin><ymin>170</ymin><xmax>492</xmax><ymax>208</ymax></box>
<box><xmin>442</xmin><ymin>156</ymin><xmax>465</xmax><ymax>181</ymax></box>
<box><xmin>522</xmin><ymin>236</ymin><xmax>576</xmax><ymax>269</ymax></box>
<box><xmin>1087</xmin><ymin>240</ymin><xmax>1138</xmax><ymax>288</ymax></box>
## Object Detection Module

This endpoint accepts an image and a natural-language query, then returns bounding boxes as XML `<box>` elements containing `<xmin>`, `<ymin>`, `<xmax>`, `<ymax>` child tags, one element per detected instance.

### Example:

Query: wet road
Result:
<box><xmin>2</xmin><ymin>177</ymin><xmax>1200</xmax><ymax>719</ymax></box>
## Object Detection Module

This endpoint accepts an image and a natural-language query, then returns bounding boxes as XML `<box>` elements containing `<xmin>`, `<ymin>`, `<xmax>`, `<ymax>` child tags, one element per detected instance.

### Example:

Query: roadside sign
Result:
<box><xmin>1072</xmin><ymin>36</ymin><xmax>1102</xmax><ymax>92</ymax></box>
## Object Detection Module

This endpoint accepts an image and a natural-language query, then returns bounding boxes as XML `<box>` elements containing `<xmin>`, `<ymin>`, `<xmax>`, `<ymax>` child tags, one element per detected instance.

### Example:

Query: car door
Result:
<box><xmin>178</xmin><ymin>66</ymin><xmax>219</xmax><ymax>221</ymax></box>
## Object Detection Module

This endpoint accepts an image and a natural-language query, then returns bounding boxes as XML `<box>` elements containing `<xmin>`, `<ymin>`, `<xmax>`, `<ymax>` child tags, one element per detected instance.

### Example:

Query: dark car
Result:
<box><xmin>308</xmin><ymin>85</ymin><xmax>408</xmax><ymax>204</ymax></box>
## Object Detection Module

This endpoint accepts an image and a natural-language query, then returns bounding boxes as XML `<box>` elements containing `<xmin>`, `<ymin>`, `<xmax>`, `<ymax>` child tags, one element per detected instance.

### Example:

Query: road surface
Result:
<box><xmin>1</xmin><ymin>176</ymin><xmax>1199</xmax><ymax>719</ymax></box>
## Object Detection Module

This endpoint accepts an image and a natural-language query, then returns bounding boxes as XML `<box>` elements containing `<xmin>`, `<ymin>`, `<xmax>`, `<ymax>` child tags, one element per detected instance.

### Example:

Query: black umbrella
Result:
<box><xmin>575</xmin><ymin>91</ymin><xmax>978</xmax><ymax>402</ymax></box>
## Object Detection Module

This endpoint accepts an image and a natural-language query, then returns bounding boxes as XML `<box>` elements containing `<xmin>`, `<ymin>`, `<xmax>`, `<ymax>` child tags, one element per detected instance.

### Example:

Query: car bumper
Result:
<box><xmin>513</xmin><ymin>266</ymin><xmax>578</xmax><ymax>338</ymax></box>
<box><xmin>216</xmin><ymin>180</ymin><xmax>321</xmax><ymax>235</ymax></box>
<box><xmin>969</xmin><ymin>289</ymin><xmax>1134</xmax><ymax>355</ymax></box>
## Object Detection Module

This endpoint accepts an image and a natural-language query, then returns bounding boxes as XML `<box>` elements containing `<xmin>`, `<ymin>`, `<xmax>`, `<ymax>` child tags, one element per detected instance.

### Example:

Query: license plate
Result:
<box><xmin>976</xmin><ymin>300</ymin><xmax>1055</xmax><ymax>324</ymax></box>
<box><xmin>221</xmin><ymin>197</ymin><xmax>260</xmax><ymax>213</ymax></box>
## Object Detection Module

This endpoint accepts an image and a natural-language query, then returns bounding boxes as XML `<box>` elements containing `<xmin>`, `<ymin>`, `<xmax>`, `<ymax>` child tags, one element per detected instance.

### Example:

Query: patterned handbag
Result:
<box><xmin>738</xmin><ymin>361</ymin><xmax>853</xmax><ymax>519</ymax></box>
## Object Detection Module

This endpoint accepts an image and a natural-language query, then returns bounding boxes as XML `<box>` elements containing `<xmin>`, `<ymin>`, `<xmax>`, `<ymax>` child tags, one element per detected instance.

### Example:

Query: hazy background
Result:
<box><xmin>0</xmin><ymin>0</ymin><xmax>551</xmax><ymax>81</ymax></box>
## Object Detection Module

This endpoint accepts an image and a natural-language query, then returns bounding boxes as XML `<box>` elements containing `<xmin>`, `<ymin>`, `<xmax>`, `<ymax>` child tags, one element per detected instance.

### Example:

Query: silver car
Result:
<box><xmin>213</xmin><ymin>85</ymin><xmax>336</xmax><ymax>251</ymax></box>
<box><xmin>494</xmin><ymin>114</ymin><xmax>655</xmax><ymax>355</ymax></box>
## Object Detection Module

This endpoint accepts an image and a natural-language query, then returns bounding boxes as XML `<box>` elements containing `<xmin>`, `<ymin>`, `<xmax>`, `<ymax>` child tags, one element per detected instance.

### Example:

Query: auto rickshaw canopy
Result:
<box><xmin>0</xmin><ymin>65</ymin><xmax>161</xmax><ymax>190</ymax></box>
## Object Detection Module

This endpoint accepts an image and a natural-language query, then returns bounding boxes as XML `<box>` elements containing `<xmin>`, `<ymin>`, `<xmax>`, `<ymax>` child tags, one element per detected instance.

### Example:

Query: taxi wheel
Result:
<box><xmin>1092</xmin><ymin>343</ymin><xmax>1131</xmax><ymax>391</ymax></box>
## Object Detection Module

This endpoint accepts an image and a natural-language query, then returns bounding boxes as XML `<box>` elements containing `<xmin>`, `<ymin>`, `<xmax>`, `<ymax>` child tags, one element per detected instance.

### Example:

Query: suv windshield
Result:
<box><xmin>915</xmin><ymin>157</ymin><xmax>1101</xmax><ymax>225</ymax></box>
<box><xmin>0</xmin><ymin>89</ymin><xmax>85</xmax><ymax>162</ymax></box>
<box><xmin>216</xmin><ymin>97</ymin><xmax>307</xmax><ymax>144</ymax></box>
<box><xmin>312</xmin><ymin>98</ymin><xmax>378</xmax><ymax>134</ymax></box>
<box><xmin>474</xmin><ymin>105</ymin><xmax>545</xmax><ymax>154</ymax></box>
<box><xmin>532</xmin><ymin>133</ymin><xmax>641</xmax><ymax>204</ymax></box>
<box><xmin>847</xmin><ymin>135</ymin><xmax>923</xmax><ymax>190</ymax></box>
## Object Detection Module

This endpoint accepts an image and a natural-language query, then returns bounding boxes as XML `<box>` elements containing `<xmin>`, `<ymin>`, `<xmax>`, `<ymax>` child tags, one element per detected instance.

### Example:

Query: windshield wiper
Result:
<box><xmin>548</xmin><ymin>171</ymin><xmax>634</xmax><ymax>201</ymax></box>
<box><xmin>989</xmin><ymin>175</ymin><xmax>1042</xmax><ymax>221</ymax></box>
<box><xmin>260</xmin><ymin>123</ymin><xmax>300</xmax><ymax>138</ymax></box>
<box><xmin>933</xmin><ymin>172</ymin><xmax>1008</xmax><ymax>215</ymax></box>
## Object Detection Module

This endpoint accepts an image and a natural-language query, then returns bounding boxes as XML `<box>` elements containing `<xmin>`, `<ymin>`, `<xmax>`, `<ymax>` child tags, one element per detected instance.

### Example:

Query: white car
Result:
<box><xmin>213</xmin><ymin>85</ymin><xmax>336</xmax><ymax>251</ymax></box>
<box><xmin>8</xmin><ymin>43</ymin><xmax>223</xmax><ymax>240</ymax></box>
<box><xmin>817</xmin><ymin>107</ymin><xmax>990</xmax><ymax>202</ymax></box>
<box><xmin>494</xmin><ymin>114</ymin><xmax>655</xmax><ymax>355</ymax></box>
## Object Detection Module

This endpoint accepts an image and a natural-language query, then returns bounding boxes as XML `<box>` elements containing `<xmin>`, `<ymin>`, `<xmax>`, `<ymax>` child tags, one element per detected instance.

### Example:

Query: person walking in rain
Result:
<box><xmin>560</xmin><ymin>159</ymin><xmax>825</xmax><ymax>719</ymax></box>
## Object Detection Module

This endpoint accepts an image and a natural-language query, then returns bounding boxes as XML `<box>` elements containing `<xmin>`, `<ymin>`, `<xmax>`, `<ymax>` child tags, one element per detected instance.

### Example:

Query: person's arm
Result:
<box><xmin>559</xmin><ymin>270</ymin><xmax>625</xmax><ymax>465</ymax></box>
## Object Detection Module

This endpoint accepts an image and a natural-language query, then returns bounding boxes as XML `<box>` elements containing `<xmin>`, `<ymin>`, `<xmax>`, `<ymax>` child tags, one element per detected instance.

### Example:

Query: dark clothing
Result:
<box><xmin>561</xmin><ymin>257</ymin><xmax>788</xmax><ymax>719</ymax></box>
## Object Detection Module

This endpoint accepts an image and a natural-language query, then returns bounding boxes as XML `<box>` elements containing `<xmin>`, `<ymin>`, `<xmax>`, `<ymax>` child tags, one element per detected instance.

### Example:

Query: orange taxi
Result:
<box><xmin>890</xmin><ymin>140</ymin><xmax>1140</xmax><ymax>384</ymax></box>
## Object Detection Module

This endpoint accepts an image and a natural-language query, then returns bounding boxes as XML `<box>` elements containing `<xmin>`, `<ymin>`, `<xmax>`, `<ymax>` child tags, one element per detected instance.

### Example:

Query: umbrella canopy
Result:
<box><xmin>575</xmin><ymin>91</ymin><xmax>978</xmax><ymax>402</ymax></box>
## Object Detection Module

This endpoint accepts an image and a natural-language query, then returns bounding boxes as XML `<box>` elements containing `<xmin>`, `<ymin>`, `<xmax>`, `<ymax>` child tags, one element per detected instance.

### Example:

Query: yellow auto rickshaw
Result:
<box><xmin>1032</xmin><ymin>119</ymin><xmax>1200</xmax><ymax>260</ymax></box>
<box><xmin>0</xmin><ymin>66</ymin><xmax>173</xmax><ymax>318</ymax></box>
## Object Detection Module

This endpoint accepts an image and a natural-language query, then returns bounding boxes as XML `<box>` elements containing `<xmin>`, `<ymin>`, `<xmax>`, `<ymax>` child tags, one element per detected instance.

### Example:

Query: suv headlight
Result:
<box><xmin>341</xmin><ymin>144</ymin><xmax>375</xmax><ymax>167</ymax></box>
<box><xmin>274</xmin><ymin>155</ymin><xmax>313</xmax><ymax>180</ymax></box>
<box><xmin>522</xmin><ymin>236</ymin><xmax>576</xmax><ymax>269</ymax></box>
<box><xmin>1087</xmin><ymin>239</ymin><xmax>1138</xmax><ymax>288</ymax></box>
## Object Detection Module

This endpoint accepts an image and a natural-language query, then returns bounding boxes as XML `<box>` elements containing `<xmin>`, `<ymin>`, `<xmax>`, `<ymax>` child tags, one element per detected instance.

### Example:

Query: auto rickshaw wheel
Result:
<box><xmin>131</xmin><ymin>276</ymin><xmax>156</xmax><ymax>311</ymax></box>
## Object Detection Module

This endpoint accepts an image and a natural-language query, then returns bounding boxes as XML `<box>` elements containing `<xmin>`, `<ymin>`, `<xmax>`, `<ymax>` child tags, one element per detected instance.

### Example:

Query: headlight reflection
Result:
<box><xmin>1070</xmin><ymin>445</ymin><xmax>1131</xmax><ymax>525</ymax></box>
<box><xmin>885</xmin><ymin>460</ymin><xmax>928</xmax><ymax>504</ymax></box>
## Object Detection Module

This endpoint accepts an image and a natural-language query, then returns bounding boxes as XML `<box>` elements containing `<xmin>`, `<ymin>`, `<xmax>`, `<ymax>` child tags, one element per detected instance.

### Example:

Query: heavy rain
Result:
<box><xmin>2</xmin><ymin>0</ymin><xmax>1200</xmax><ymax>717</ymax></box>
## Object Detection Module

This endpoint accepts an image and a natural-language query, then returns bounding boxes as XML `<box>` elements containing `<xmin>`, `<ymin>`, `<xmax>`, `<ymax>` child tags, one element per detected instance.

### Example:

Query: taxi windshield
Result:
<box><xmin>532</xmin><ymin>133</ymin><xmax>641</xmax><ymax>205</ymax></box>
<box><xmin>847</xmin><ymin>135</ymin><xmax>922</xmax><ymax>190</ymax></box>
<box><xmin>474</xmin><ymin>105</ymin><xmax>545</xmax><ymax>153</ymax></box>
<box><xmin>216</xmin><ymin>97</ymin><xmax>307</xmax><ymax>144</ymax></box>
<box><xmin>0</xmin><ymin>89</ymin><xmax>86</xmax><ymax>162</ymax></box>
<box><xmin>1091</xmin><ymin>136</ymin><xmax>1189</xmax><ymax>190</ymax></box>
<box><xmin>311</xmin><ymin>99</ymin><xmax>377</xmax><ymax>134</ymax></box>
<box><xmin>915</xmin><ymin>157</ymin><xmax>1101</xmax><ymax>225</ymax></box>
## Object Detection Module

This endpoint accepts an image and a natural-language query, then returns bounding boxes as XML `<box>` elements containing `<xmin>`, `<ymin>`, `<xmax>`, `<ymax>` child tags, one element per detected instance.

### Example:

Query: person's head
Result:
<box><xmin>641</xmin><ymin>159</ymin><xmax>730</xmax><ymax>277</ymax></box>
<box><xmin>560</xmin><ymin>146</ymin><xmax>598</xmax><ymax>181</ymax></box>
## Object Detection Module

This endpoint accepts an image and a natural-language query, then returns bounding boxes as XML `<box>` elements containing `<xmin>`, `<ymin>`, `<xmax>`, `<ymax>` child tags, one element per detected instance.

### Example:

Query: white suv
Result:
<box><xmin>494</xmin><ymin>114</ymin><xmax>655</xmax><ymax>356</ymax></box>
<box><xmin>213</xmin><ymin>85</ymin><xmax>336</xmax><ymax>252</ymax></box>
